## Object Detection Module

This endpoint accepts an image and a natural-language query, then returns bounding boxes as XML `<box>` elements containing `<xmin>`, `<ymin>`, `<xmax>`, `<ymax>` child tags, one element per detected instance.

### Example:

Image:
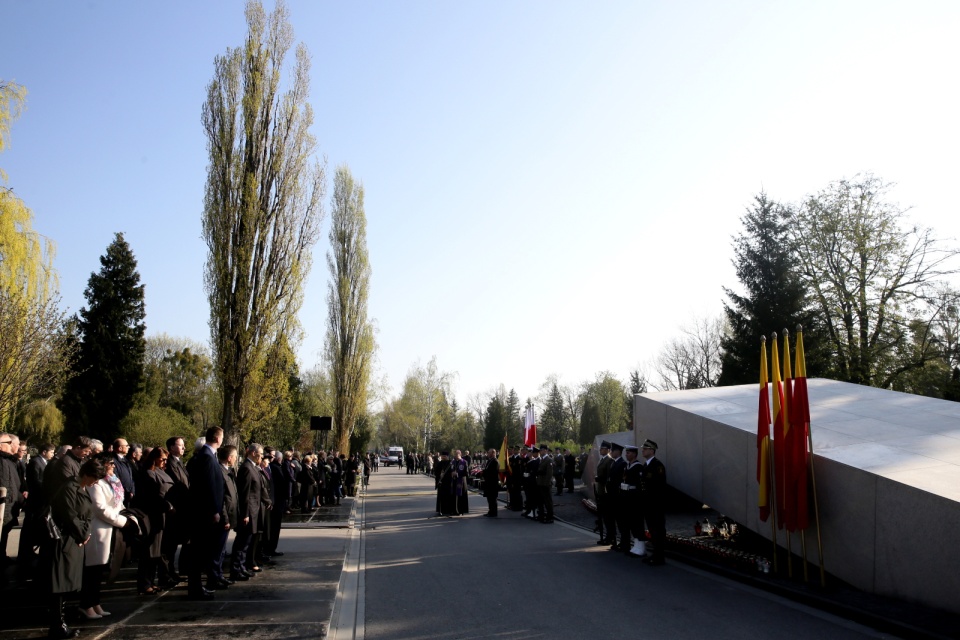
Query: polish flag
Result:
<box><xmin>524</xmin><ymin>406</ymin><xmax>537</xmax><ymax>447</ymax></box>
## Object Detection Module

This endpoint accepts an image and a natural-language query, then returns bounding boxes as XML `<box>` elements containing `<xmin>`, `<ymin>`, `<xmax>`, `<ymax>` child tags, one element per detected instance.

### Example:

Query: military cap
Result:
<box><xmin>641</xmin><ymin>439</ymin><xmax>658</xmax><ymax>450</ymax></box>
<box><xmin>625</xmin><ymin>445</ymin><xmax>639</xmax><ymax>453</ymax></box>
<box><xmin>600</xmin><ymin>441</ymin><xmax>611</xmax><ymax>449</ymax></box>
<box><xmin>609</xmin><ymin>442</ymin><xmax>624</xmax><ymax>451</ymax></box>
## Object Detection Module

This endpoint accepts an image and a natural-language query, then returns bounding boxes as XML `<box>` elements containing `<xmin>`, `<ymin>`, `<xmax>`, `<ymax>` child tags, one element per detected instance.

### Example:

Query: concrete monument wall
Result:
<box><xmin>632</xmin><ymin>379</ymin><xmax>960</xmax><ymax>615</ymax></box>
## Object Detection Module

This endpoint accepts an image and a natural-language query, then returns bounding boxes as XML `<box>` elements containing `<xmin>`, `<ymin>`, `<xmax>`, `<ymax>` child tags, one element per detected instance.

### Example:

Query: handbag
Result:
<box><xmin>44</xmin><ymin>512</ymin><xmax>62</xmax><ymax>540</ymax></box>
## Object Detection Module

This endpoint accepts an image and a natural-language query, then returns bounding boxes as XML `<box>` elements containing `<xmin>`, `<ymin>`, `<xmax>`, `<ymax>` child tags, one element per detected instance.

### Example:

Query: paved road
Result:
<box><xmin>355</xmin><ymin>471</ymin><xmax>892</xmax><ymax>640</ymax></box>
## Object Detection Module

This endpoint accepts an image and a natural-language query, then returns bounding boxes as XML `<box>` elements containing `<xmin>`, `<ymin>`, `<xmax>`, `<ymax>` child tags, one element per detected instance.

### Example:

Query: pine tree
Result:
<box><xmin>718</xmin><ymin>193</ymin><xmax>825</xmax><ymax>386</ymax></box>
<box><xmin>60</xmin><ymin>233</ymin><xmax>146</xmax><ymax>440</ymax></box>
<box><xmin>540</xmin><ymin>383</ymin><xmax>565</xmax><ymax>441</ymax></box>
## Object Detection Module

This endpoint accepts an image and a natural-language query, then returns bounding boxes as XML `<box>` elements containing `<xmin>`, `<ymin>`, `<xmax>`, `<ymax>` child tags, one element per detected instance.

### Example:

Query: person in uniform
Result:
<box><xmin>451</xmin><ymin>450</ymin><xmax>469</xmax><ymax>515</ymax></box>
<box><xmin>481</xmin><ymin>449</ymin><xmax>500</xmax><ymax>517</ymax></box>
<box><xmin>622</xmin><ymin>445</ymin><xmax>646</xmax><ymax>556</ymax></box>
<box><xmin>640</xmin><ymin>439</ymin><xmax>667</xmax><ymax>565</ymax></box>
<box><xmin>605</xmin><ymin>442</ymin><xmax>627</xmax><ymax>551</ymax></box>
<box><xmin>521</xmin><ymin>446</ymin><xmax>540</xmax><ymax>519</ymax></box>
<box><xmin>507</xmin><ymin>447</ymin><xmax>523</xmax><ymax>510</ymax></box>
<box><xmin>594</xmin><ymin>441</ymin><xmax>614</xmax><ymax>545</ymax></box>
<box><xmin>535</xmin><ymin>445</ymin><xmax>555</xmax><ymax>523</ymax></box>
<box><xmin>435</xmin><ymin>452</ymin><xmax>456</xmax><ymax>516</ymax></box>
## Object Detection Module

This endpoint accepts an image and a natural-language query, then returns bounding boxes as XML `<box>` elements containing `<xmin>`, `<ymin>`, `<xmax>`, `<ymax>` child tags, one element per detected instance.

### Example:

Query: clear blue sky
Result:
<box><xmin>3</xmin><ymin>1</ymin><xmax>960</xmax><ymax>407</ymax></box>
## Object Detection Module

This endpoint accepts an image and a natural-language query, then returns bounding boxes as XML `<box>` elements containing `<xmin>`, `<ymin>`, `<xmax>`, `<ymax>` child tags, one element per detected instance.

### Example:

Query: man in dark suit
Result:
<box><xmin>185</xmin><ymin>427</ymin><xmax>225</xmax><ymax>600</ymax></box>
<box><xmin>211</xmin><ymin>444</ymin><xmax>239</xmax><ymax>589</ymax></box>
<box><xmin>161</xmin><ymin>436</ymin><xmax>190</xmax><ymax>583</ymax></box>
<box><xmin>640</xmin><ymin>439</ymin><xmax>667</xmax><ymax>566</ymax></box>
<box><xmin>481</xmin><ymin>449</ymin><xmax>500</xmax><ymax>517</ymax></box>
<box><xmin>230</xmin><ymin>443</ymin><xmax>263</xmax><ymax>582</ymax></box>
<box><xmin>266</xmin><ymin>447</ymin><xmax>289</xmax><ymax>557</ymax></box>
<box><xmin>111</xmin><ymin>438</ymin><xmax>135</xmax><ymax>507</ymax></box>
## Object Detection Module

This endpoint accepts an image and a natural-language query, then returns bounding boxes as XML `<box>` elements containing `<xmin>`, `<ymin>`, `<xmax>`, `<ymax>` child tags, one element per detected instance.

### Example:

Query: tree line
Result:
<box><xmin>4</xmin><ymin>4</ymin><xmax>959</xmax><ymax>455</ymax></box>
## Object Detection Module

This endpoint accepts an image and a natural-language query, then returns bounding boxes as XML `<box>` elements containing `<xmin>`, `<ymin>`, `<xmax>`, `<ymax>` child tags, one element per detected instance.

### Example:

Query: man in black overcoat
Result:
<box><xmin>185</xmin><ymin>427</ymin><xmax>225</xmax><ymax>599</ymax></box>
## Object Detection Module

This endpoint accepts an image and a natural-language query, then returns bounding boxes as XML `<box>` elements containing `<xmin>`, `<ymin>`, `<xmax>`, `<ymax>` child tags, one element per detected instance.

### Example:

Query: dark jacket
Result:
<box><xmin>187</xmin><ymin>445</ymin><xmax>225</xmax><ymax>523</ymax></box>
<box><xmin>221</xmin><ymin>465</ymin><xmax>238</xmax><ymax>529</ymax></box>
<box><xmin>0</xmin><ymin>451</ymin><xmax>21</xmax><ymax>524</ymax></box>
<box><xmin>112</xmin><ymin>453</ymin><xmax>136</xmax><ymax>504</ymax></box>
<box><xmin>236</xmin><ymin>458</ymin><xmax>263</xmax><ymax>533</ymax></box>
<box><xmin>42</xmin><ymin>451</ymin><xmax>82</xmax><ymax>507</ymax></box>
<box><xmin>46</xmin><ymin>478</ymin><xmax>91</xmax><ymax>593</ymax></box>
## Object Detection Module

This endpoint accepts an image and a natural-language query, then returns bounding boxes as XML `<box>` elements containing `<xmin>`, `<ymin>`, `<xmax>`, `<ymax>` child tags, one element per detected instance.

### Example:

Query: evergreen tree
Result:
<box><xmin>482</xmin><ymin>394</ymin><xmax>507</xmax><ymax>451</ymax></box>
<box><xmin>579</xmin><ymin>397</ymin><xmax>603</xmax><ymax>445</ymax></box>
<box><xmin>718</xmin><ymin>193</ymin><xmax>825</xmax><ymax>386</ymax></box>
<box><xmin>60</xmin><ymin>232</ymin><xmax>146</xmax><ymax>440</ymax></box>
<box><xmin>540</xmin><ymin>383</ymin><xmax>566</xmax><ymax>441</ymax></box>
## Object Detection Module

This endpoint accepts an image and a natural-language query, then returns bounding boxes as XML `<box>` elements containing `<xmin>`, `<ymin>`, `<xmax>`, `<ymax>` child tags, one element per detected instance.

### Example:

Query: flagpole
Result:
<box><xmin>768</xmin><ymin>443</ymin><xmax>779</xmax><ymax>574</ymax></box>
<box><xmin>808</xmin><ymin>407</ymin><xmax>826</xmax><ymax>587</ymax></box>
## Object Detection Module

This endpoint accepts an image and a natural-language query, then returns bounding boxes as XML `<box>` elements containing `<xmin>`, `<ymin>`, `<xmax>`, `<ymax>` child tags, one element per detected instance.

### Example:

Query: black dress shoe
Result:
<box><xmin>230</xmin><ymin>572</ymin><xmax>250</xmax><ymax>581</ymax></box>
<box><xmin>247</xmin><ymin>565</ymin><xmax>263</xmax><ymax>573</ymax></box>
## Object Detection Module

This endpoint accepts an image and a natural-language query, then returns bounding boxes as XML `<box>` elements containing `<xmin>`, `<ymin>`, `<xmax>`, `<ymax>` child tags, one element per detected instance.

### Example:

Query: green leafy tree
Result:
<box><xmin>202</xmin><ymin>0</ymin><xmax>325</xmax><ymax>444</ymax></box>
<box><xmin>60</xmin><ymin>233</ymin><xmax>146</xmax><ymax>441</ymax></box>
<box><xmin>325</xmin><ymin>165</ymin><xmax>376</xmax><ymax>455</ymax></box>
<box><xmin>579</xmin><ymin>372</ymin><xmax>629</xmax><ymax>442</ymax></box>
<box><xmin>120</xmin><ymin>402</ymin><xmax>195</xmax><ymax>449</ymax></box>
<box><xmin>719</xmin><ymin>193</ymin><xmax>826</xmax><ymax>386</ymax></box>
<box><xmin>0</xmin><ymin>81</ymin><xmax>73</xmax><ymax>428</ymax></box>
<box><xmin>792</xmin><ymin>174</ymin><xmax>960</xmax><ymax>388</ymax></box>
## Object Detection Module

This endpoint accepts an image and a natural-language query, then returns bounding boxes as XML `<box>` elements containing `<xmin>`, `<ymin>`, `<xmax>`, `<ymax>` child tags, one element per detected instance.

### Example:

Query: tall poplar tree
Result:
<box><xmin>718</xmin><ymin>193</ymin><xmax>823</xmax><ymax>386</ymax></box>
<box><xmin>202</xmin><ymin>0</ymin><xmax>325</xmax><ymax>442</ymax></box>
<box><xmin>325</xmin><ymin>165</ymin><xmax>375</xmax><ymax>454</ymax></box>
<box><xmin>60</xmin><ymin>233</ymin><xmax>146</xmax><ymax>440</ymax></box>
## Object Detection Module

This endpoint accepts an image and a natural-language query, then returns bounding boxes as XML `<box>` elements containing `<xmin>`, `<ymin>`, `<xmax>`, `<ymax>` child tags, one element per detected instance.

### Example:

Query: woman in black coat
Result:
<box><xmin>132</xmin><ymin>447</ymin><xmax>173</xmax><ymax>594</ymax></box>
<box><xmin>43</xmin><ymin>459</ymin><xmax>98</xmax><ymax>639</ymax></box>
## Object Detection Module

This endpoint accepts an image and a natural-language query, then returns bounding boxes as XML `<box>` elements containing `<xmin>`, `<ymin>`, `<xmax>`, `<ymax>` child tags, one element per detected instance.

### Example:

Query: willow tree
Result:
<box><xmin>0</xmin><ymin>81</ymin><xmax>72</xmax><ymax>428</ymax></box>
<box><xmin>325</xmin><ymin>165</ymin><xmax>375</xmax><ymax>454</ymax></box>
<box><xmin>202</xmin><ymin>0</ymin><xmax>325</xmax><ymax>443</ymax></box>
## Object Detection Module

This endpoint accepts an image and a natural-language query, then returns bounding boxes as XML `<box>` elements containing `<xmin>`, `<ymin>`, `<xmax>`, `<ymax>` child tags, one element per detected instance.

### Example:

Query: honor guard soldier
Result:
<box><xmin>594</xmin><ymin>441</ymin><xmax>614</xmax><ymax>545</ymax></box>
<box><xmin>622</xmin><ymin>445</ymin><xmax>646</xmax><ymax>556</ymax></box>
<box><xmin>522</xmin><ymin>446</ymin><xmax>540</xmax><ymax>519</ymax></box>
<box><xmin>605</xmin><ymin>442</ymin><xmax>627</xmax><ymax>550</ymax></box>
<box><xmin>640</xmin><ymin>439</ymin><xmax>667</xmax><ymax>565</ymax></box>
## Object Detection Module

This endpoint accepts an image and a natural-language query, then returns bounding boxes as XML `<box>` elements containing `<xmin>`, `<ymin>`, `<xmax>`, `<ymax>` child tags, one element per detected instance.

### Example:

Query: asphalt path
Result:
<box><xmin>358</xmin><ymin>470</ymin><xmax>895</xmax><ymax>640</ymax></box>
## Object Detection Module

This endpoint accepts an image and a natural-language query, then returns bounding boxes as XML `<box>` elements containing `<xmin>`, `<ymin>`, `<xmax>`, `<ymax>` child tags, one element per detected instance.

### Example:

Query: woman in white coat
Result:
<box><xmin>79</xmin><ymin>456</ymin><xmax>132</xmax><ymax>619</ymax></box>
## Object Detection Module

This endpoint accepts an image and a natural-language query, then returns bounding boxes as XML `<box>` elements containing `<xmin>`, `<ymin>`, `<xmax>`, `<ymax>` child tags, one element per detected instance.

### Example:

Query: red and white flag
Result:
<box><xmin>523</xmin><ymin>406</ymin><xmax>537</xmax><ymax>447</ymax></box>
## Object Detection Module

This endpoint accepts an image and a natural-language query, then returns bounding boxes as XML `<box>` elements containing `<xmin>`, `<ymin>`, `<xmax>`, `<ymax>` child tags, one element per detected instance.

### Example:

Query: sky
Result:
<box><xmin>3</xmin><ymin>1</ymin><xmax>960</xmax><ymax>409</ymax></box>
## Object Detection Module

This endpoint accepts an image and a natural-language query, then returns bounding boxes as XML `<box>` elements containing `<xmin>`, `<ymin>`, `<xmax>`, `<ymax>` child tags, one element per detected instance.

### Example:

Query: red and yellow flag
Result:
<box><xmin>770</xmin><ymin>334</ymin><xmax>787</xmax><ymax>529</ymax></box>
<box><xmin>787</xmin><ymin>328</ymin><xmax>811</xmax><ymax>531</ymax></box>
<box><xmin>757</xmin><ymin>338</ymin><xmax>772</xmax><ymax>522</ymax></box>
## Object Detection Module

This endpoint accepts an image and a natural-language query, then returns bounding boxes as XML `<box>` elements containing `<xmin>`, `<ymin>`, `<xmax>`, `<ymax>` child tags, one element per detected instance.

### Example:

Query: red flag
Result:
<box><xmin>498</xmin><ymin>433</ymin><xmax>509</xmax><ymax>482</ymax></box>
<box><xmin>770</xmin><ymin>334</ymin><xmax>787</xmax><ymax>529</ymax></box>
<box><xmin>757</xmin><ymin>338</ymin><xmax>772</xmax><ymax>522</ymax></box>
<box><xmin>523</xmin><ymin>406</ymin><xmax>537</xmax><ymax>447</ymax></box>
<box><xmin>781</xmin><ymin>332</ymin><xmax>796</xmax><ymax>530</ymax></box>
<box><xmin>788</xmin><ymin>328</ymin><xmax>811</xmax><ymax>531</ymax></box>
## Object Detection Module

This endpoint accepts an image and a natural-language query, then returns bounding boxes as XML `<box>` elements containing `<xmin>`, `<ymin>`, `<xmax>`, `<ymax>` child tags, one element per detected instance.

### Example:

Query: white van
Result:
<box><xmin>381</xmin><ymin>446</ymin><xmax>404</xmax><ymax>466</ymax></box>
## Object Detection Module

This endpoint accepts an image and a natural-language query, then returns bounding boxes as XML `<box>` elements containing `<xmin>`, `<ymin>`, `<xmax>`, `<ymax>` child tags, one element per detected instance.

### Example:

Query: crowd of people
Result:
<box><xmin>416</xmin><ymin>440</ymin><xmax>667</xmax><ymax>565</ymax></box>
<box><xmin>0</xmin><ymin>429</ymin><xmax>374</xmax><ymax>639</ymax></box>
